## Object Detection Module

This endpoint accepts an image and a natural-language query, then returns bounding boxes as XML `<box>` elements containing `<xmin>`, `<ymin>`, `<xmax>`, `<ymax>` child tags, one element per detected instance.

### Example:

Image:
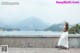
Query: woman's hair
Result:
<box><xmin>65</xmin><ymin>22</ymin><xmax>69</xmax><ymax>30</ymax></box>
<box><xmin>64</xmin><ymin>22</ymin><xmax>69</xmax><ymax>31</ymax></box>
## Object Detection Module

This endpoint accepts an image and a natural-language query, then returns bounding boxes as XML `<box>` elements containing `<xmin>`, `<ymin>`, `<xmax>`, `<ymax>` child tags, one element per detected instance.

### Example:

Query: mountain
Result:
<box><xmin>44</xmin><ymin>23</ymin><xmax>74</xmax><ymax>31</ymax></box>
<box><xmin>15</xmin><ymin>17</ymin><xmax>50</xmax><ymax>31</ymax></box>
<box><xmin>0</xmin><ymin>17</ymin><xmax>74</xmax><ymax>31</ymax></box>
<box><xmin>44</xmin><ymin>23</ymin><xmax>64</xmax><ymax>31</ymax></box>
<box><xmin>0</xmin><ymin>17</ymin><xmax>50</xmax><ymax>31</ymax></box>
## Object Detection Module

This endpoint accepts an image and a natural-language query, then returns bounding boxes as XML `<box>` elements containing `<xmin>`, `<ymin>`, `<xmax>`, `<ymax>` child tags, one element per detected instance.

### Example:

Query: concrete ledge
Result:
<box><xmin>0</xmin><ymin>34</ymin><xmax>80</xmax><ymax>38</ymax></box>
<box><xmin>0</xmin><ymin>34</ymin><xmax>80</xmax><ymax>48</ymax></box>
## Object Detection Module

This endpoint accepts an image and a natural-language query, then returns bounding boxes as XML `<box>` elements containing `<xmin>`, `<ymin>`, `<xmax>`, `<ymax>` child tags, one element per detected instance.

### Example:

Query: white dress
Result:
<box><xmin>57</xmin><ymin>31</ymin><xmax>69</xmax><ymax>48</ymax></box>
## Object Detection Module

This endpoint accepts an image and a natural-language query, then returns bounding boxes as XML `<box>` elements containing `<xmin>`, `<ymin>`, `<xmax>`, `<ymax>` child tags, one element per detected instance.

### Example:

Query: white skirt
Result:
<box><xmin>57</xmin><ymin>32</ymin><xmax>69</xmax><ymax>48</ymax></box>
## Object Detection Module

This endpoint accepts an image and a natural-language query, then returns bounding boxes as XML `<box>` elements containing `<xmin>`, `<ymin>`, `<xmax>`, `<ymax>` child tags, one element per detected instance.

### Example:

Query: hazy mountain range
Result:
<box><xmin>15</xmin><ymin>17</ymin><xmax>50</xmax><ymax>31</ymax></box>
<box><xmin>0</xmin><ymin>17</ymin><xmax>50</xmax><ymax>31</ymax></box>
<box><xmin>44</xmin><ymin>24</ymin><xmax>64</xmax><ymax>31</ymax></box>
<box><xmin>0</xmin><ymin>17</ymin><xmax>73</xmax><ymax>31</ymax></box>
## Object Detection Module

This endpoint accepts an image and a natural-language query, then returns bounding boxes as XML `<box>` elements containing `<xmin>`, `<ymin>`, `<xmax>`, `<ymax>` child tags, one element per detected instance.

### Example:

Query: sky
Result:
<box><xmin>0</xmin><ymin>0</ymin><xmax>80</xmax><ymax>25</ymax></box>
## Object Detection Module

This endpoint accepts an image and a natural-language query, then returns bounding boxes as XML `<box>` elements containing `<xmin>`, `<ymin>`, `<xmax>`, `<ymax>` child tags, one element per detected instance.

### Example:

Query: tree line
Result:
<box><xmin>69</xmin><ymin>24</ymin><xmax>80</xmax><ymax>34</ymax></box>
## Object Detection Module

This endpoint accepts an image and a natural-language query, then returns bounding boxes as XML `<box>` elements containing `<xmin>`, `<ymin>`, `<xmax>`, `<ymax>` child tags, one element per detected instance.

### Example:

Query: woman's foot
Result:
<box><xmin>57</xmin><ymin>46</ymin><xmax>63</xmax><ymax>50</ymax></box>
<box><xmin>57</xmin><ymin>46</ymin><xmax>69</xmax><ymax>50</ymax></box>
<box><xmin>61</xmin><ymin>46</ymin><xmax>69</xmax><ymax>50</ymax></box>
<box><xmin>55</xmin><ymin>46</ymin><xmax>60</xmax><ymax>48</ymax></box>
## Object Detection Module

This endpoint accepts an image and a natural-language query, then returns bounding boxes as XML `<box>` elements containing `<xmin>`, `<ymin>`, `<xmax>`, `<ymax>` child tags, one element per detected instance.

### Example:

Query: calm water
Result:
<box><xmin>0</xmin><ymin>31</ymin><xmax>62</xmax><ymax>36</ymax></box>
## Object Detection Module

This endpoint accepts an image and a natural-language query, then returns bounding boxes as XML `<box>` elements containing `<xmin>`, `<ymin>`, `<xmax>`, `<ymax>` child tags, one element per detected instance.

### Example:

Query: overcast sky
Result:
<box><xmin>0</xmin><ymin>0</ymin><xmax>80</xmax><ymax>25</ymax></box>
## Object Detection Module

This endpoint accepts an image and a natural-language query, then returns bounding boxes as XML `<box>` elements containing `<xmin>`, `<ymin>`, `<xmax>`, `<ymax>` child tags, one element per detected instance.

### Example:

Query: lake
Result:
<box><xmin>0</xmin><ymin>31</ymin><xmax>62</xmax><ymax>36</ymax></box>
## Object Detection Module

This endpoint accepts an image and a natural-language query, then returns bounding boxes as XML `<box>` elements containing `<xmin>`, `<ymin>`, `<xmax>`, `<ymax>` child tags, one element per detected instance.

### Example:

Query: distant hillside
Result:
<box><xmin>44</xmin><ymin>23</ymin><xmax>64</xmax><ymax>31</ymax></box>
<box><xmin>0</xmin><ymin>17</ymin><xmax>50</xmax><ymax>31</ymax></box>
<box><xmin>44</xmin><ymin>23</ymin><xmax>74</xmax><ymax>31</ymax></box>
<box><xmin>0</xmin><ymin>17</ymin><xmax>74</xmax><ymax>31</ymax></box>
<box><xmin>13</xmin><ymin>17</ymin><xmax>50</xmax><ymax>31</ymax></box>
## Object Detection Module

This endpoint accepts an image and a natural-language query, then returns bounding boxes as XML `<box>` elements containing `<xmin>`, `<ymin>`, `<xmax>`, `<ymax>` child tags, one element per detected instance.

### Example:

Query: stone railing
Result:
<box><xmin>0</xmin><ymin>34</ymin><xmax>80</xmax><ymax>48</ymax></box>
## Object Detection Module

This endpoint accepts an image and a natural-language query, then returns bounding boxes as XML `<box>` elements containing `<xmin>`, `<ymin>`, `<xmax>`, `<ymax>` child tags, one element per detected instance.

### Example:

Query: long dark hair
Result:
<box><xmin>64</xmin><ymin>22</ymin><xmax>69</xmax><ymax>32</ymax></box>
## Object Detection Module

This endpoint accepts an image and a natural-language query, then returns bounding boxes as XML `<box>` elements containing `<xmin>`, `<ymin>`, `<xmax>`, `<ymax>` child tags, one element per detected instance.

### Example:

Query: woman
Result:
<box><xmin>56</xmin><ymin>22</ymin><xmax>69</xmax><ymax>49</ymax></box>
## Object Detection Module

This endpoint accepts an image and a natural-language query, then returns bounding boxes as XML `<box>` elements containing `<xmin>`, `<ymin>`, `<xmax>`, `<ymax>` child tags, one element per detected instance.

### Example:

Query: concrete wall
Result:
<box><xmin>0</xmin><ymin>34</ymin><xmax>80</xmax><ymax>48</ymax></box>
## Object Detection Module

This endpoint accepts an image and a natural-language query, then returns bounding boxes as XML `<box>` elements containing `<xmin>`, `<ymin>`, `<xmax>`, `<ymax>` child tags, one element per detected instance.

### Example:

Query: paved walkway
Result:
<box><xmin>1</xmin><ymin>48</ymin><xmax>80</xmax><ymax>53</ymax></box>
